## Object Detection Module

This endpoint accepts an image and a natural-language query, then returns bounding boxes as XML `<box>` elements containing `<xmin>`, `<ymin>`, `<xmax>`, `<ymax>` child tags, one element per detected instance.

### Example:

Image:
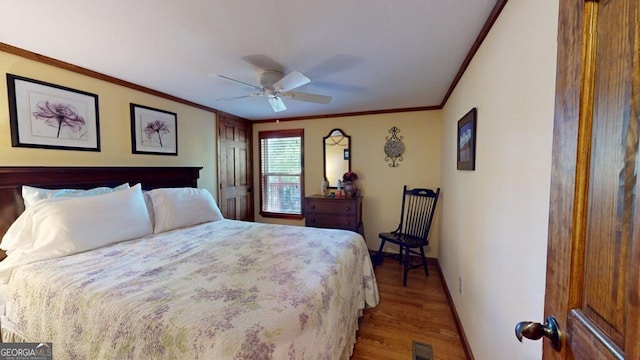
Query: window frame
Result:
<box><xmin>258</xmin><ymin>129</ymin><xmax>304</xmax><ymax>219</ymax></box>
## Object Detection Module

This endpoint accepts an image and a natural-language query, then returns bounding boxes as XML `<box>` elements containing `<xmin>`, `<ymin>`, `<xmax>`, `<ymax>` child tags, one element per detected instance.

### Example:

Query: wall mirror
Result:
<box><xmin>323</xmin><ymin>128</ymin><xmax>351</xmax><ymax>187</ymax></box>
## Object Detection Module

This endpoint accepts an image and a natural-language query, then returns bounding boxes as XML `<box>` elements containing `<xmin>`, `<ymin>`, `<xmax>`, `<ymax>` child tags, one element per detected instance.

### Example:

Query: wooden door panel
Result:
<box><xmin>566</xmin><ymin>313</ymin><xmax>620</xmax><ymax>359</ymax></box>
<box><xmin>238</xmin><ymin>147</ymin><xmax>248</xmax><ymax>187</ymax></box>
<box><xmin>224</xmin><ymin>147</ymin><xmax>235</xmax><ymax>184</ymax></box>
<box><xmin>544</xmin><ymin>0</ymin><xmax>640</xmax><ymax>358</ymax></box>
<box><xmin>583</xmin><ymin>0</ymin><xmax>635</xmax><ymax>347</ymax></box>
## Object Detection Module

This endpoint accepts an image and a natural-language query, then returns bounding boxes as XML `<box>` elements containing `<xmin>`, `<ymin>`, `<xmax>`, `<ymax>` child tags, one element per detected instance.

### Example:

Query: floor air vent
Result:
<box><xmin>412</xmin><ymin>340</ymin><xmax>433</xmax><ymax>360</ymax></box>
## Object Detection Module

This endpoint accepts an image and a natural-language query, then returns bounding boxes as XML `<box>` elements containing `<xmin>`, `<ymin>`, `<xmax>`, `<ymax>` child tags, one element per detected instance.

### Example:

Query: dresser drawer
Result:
<box><xmin>305</xmin><ymin>200</ymin><xmax>357</xmax><ymax>215</ymax></box>
<box><xmin>305</xmin><ymin>214</ymin><xmax>358</xmax><ymax>230</ymax></box>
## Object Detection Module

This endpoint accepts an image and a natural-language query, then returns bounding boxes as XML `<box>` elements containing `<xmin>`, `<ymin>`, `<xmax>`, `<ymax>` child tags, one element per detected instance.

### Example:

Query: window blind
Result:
<box><xmin>259</xmin><ymin>130</ymin><xmax>303</xmax><ymax>216</ymax></box>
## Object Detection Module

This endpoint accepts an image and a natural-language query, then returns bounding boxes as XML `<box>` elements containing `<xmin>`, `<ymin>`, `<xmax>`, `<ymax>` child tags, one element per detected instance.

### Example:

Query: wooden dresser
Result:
<box><xmin>304</xmin><ymin>195</ymin><xmax>363</xmax><ymax>235</ymax></box>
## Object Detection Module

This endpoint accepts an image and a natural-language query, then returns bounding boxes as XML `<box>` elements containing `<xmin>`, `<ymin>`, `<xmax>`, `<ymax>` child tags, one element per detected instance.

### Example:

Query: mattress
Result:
<box><xmin>1</xmin><ymin>219</ymin><xmax>378</xmax><ymax>359</ymax></box>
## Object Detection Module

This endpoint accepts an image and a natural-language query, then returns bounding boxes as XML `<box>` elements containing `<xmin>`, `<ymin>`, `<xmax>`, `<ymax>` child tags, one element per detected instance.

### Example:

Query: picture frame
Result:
<box><xmin>457</xmin><ymin>107</ymin><xmax>477</xmax><ymax>170</ymax></box>
<box><xmin>6</xmin><ymin>74</ymin><xmax>100</xmax><ymax>151</ymax></box>
<box><xmin>130</xmin><ymin>103</ymin><xmax>178</xmax><ymax>155</ymax></box>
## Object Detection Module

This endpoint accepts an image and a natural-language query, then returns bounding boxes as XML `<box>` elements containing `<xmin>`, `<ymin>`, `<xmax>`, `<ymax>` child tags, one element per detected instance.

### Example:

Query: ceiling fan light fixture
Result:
<box><xmin>216</xmin><ymin>68</ymin><xmax>330</xmax><ymax>113</ymax></box>
<box><xmin>258</xmin><ymin>70</ymin><xmax>284</xmax><ymax>88</ymax></box>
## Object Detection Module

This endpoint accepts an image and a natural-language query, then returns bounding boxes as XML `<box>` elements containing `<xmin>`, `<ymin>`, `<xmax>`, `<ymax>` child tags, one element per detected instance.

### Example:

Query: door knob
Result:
<box><xmin>515</xmin><ymin>315</ymin><xmax>562</xmax><ymax>351</ymax></box>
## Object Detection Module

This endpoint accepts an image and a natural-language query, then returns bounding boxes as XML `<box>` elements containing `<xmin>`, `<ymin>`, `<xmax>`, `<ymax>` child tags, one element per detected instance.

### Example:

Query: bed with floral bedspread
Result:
<box><xmin>1</xmin><ymin>219</ymin><xmax>379</xmax><ymax>359</ymax></box>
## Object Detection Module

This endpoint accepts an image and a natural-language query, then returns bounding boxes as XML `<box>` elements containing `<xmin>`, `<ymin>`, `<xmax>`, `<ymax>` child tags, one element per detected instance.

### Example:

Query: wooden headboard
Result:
<box><xmin>0</xmin><ymin>166</ymin><xmax>202</xmax><ymax>240</ymax></box>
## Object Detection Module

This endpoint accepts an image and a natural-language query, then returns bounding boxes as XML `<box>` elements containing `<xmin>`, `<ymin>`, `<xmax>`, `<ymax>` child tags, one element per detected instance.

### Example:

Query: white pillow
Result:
<box><xmin>1</xmin><ymin>197</ymin><xmax>73</xmax><ymax>253</ymax></box>
<box><xmin>22</xmin><ymin>183</ymin><xmax>130</xmax><ymax>209</ymax></box>
<box><xmin>0</xmin><ymin>184</ymin><xmax>152</xmax><ymax>282</ymax></box>
<box><xmin>148</xmin><ymin>187</ymin><xmax>223</xmax><ymax>234</ymax></box>
<box><xmin>142</xmin><ymin>191</ymin><xmax>156</xmax><ymax>229</ymax></box>
<box><xmin>1</xmin><ymin>211</ymin><xmax>31</xmax><ymax>253</ymax></box>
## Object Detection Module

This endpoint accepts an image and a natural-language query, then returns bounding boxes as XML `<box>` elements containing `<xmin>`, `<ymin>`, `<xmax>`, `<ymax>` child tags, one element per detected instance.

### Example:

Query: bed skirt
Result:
<box><xmin>1</xmin><ymin>317</ymin><xmax>37</xmax><ymax>343</ymax></box>
<box><xmin>1</xmin><ymin>312</ymin><xmax>364</xmax><ymax>357</ymax></box>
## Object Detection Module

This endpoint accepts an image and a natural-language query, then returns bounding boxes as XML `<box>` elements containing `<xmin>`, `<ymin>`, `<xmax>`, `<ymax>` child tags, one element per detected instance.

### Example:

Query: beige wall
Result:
<box><xmin>0</xmin><ymin>50</ymin><xmax>218</xmax><ymax>195</ymax></box>
<box><xmin>439</xmin><ymin>0</ymin><xmax>558</xmax><ymax>359</ymax></box>
<box><xmin>252</xmin><ymin>111</ymin><xmax>442</xmax><ymax>254</ymax></box>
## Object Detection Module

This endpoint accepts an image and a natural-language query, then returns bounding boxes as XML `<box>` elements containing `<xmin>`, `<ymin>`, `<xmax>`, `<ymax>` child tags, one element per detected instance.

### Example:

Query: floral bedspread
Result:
<box><xmin>4</xmin><ymin>220</ymin><xmax>379</xmax><ymax>359</ymax></box>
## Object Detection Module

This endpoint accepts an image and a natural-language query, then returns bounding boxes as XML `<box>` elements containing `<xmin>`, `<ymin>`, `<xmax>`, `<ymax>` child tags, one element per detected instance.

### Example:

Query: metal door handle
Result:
<box><xmin>515</xmin><ymin>316</ymin><xmax>562</xmax><ymax>351</ymax></box>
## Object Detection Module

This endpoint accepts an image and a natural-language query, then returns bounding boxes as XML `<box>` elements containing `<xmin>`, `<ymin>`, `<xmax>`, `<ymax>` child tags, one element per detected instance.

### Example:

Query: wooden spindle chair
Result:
<box><xmin>375</xmin><ymin>186</ymin><xmax>440</xmax><ymax>286</ymax></box>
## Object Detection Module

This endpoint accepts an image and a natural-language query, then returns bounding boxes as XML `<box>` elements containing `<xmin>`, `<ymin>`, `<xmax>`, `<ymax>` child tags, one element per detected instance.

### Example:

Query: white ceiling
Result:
<box><xmin>1</xmin><ymin>1</ymin><xmax>499</xmax><ymax>121</ymax></box>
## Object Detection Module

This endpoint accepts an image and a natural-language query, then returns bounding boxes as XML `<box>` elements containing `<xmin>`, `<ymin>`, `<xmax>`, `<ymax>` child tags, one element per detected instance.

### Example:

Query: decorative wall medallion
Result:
<box><xmin>384</xmin><ymin>126</ymin><xmax>404</xmax><ymax>167</ymax></box>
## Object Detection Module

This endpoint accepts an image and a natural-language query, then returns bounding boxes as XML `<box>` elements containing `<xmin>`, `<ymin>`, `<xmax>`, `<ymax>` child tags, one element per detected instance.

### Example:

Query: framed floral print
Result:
<box><xmin>6</xmin><ymin>74</ymin><xmax>100</xmax><ymax>151</ymax></box>
<box><xmin>130</xmin><ymin>103</ymin><xmax>178</xmax><ymax>155</ymax></box>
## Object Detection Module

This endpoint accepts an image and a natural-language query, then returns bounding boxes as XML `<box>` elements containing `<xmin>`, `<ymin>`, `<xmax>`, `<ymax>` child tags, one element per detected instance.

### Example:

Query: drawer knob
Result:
<box><xmin>345</xmin><ymin>207</ymin><xmax>351</xmax><ymax>211</ymax></box>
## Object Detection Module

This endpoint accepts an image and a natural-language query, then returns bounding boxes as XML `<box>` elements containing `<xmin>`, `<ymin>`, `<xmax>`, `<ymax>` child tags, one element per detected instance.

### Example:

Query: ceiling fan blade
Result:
<box><xmin>217</xmin><ymin>75</ymin><xmax>263</xmax><ymax>91</ymax></box>
<box><xmin>283</xmin><ymin>91</ymin><xmax>332</xmax><ymax>104</ymax></box>
<box><xmin>268</xmin><ymin>97</ymin><xmax>287</xmax><ymax>112</ymax></box>
<box><xmin>273</xmin><ymin>71</ymin><xmax>310</xmax><ymax>92</ymax></box>
<box><xmin>216</xmin><ymin>93</ymin><xmax>262</xmax><ymax>101</ymax></box>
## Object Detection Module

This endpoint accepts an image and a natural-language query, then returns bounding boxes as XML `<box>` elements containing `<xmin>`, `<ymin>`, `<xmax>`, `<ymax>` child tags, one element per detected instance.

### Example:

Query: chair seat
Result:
<box><xmin>379</xmin><ymin>232</ymin><xmax>427</xmax><ymax>247</ymax></box>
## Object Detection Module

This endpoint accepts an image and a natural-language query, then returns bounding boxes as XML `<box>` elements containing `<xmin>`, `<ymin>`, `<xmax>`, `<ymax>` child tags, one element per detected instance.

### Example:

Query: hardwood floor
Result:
<box><xmin>351</xmin><ymin>258</ymin><xmax>468</xmax><ymax>360</ymax></box>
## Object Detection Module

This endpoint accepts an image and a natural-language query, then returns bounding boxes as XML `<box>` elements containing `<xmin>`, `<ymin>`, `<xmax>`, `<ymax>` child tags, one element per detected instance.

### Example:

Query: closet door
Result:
<box><xmin>217</xmin><ymin>113</ymin><xmax>254</xmax><ymax>221</ymax></box>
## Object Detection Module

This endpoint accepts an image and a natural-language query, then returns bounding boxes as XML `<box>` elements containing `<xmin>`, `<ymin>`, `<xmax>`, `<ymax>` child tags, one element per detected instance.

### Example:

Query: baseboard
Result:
<box><xmin>434</xmin><ymin>259</ymin><xmax>474</xmax><ymax>360</ymax></box>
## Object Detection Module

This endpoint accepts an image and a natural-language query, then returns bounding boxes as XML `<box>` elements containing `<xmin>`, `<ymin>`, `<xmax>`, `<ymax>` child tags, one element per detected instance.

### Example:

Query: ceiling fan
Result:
<box><xmin>216</xmin><ymin>70</ymin><xmax>332</xmax><ymax>113</ymax></box>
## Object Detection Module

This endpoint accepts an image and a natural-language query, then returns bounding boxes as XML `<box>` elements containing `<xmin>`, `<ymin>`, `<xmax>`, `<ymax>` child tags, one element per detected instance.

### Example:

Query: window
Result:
<box><xmin>259</xmin><ymin>129</ymin><xmax>304</xmax><ymax>218</ymax></box>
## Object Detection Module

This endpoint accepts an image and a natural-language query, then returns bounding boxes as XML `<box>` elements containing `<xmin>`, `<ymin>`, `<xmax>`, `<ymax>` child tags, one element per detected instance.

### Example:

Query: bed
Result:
<box><xmin>0</xmin><ymin>166</ymin><xmax>379</xmax><ymax>359</ymax></box>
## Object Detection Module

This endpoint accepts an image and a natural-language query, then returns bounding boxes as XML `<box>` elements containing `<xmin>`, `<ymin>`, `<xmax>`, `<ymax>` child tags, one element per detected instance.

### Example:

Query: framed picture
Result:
<box><xmin>130</xmin><ymin>103</ymin><xmax>178</xmax><ymax>155</ymax></box>
<box><xmin>457</xmin><ymin>107</ymin><xmax>477</xmax><ymax>170</ymax></box>
<box><xmin>6</xmin><ymin>74</ymin><xmax>100</xmax><ymax>151</ymax></box>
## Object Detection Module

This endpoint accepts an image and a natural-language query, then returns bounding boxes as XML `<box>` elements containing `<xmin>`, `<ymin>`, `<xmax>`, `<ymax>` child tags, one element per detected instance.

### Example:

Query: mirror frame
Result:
<box><xmin>323</xmin><ymin>128</ymin><xmax>351</xmax><ymax>188</ymax></box>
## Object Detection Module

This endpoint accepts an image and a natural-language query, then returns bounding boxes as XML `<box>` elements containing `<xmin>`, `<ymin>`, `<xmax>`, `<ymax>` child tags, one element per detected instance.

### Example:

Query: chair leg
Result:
<box><xmin>420</xmin><ymin>246</ymin><xmax>429</xmax><ymax>276</ymax></box>
<box><xmin>398</xmin><ymin>245</ymin><xmax>403</xmax><ymax>264</ymax></box>
<box><xmin>375</xmin><ymin>239</ymin><xmax>386</xmax><ymax>267</ymax></box>
<box><xmin>402</xmin><ymin>245</ymin><xmax>409</xmax><ymax>286</ymax></box>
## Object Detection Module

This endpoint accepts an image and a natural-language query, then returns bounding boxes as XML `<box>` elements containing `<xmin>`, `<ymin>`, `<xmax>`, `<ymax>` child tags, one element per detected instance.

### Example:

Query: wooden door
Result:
<box><xmin>217</xmin><ymin>113</ymin><xmax>254</xmax><ymax>221</ymax></box>
<box><xmin>542</xmin><ymin>0</ymin><xmax>640</xmax><ymax>358</ymax></box>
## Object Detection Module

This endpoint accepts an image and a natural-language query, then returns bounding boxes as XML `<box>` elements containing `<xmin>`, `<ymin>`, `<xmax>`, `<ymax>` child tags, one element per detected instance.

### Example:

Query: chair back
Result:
<box><xmin>396</xmin><ymin>186</ymin><xmax>440</xmax><ymax>240</ymax></box>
